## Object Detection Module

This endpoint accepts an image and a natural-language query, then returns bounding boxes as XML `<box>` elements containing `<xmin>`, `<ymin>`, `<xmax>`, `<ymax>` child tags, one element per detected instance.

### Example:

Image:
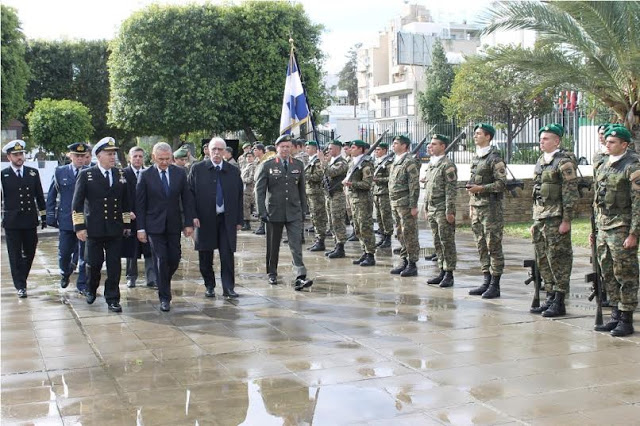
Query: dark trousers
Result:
<box><xmin>86</xmin><ymin>236</ymin><xmax>122</xmax><ymax>304</ymax></box>
<box><xmin>148</xmin><ymin>232</ymin><xmax>182</xmax><ymax>302</ymax></box>
<box><xmin>4</xmin><ymin>227</ymin><xmax>38</xmax><ymax>290</ymax></box>
<box><xmin>198</xmin><ymin>215</ymin><xmax>235</xmax><ymax>293</ymax></box>
<box><xmin>126</xmin><ymin>242</ymin><xmax>157</xmax><ymax>285</ymax></box>
<box><xmin>58</xmin><ymin>230</ymin><xmax>87</xmax><ymax>290</ymax></box>
<box><xmin>266</xmin><ymin>219</ymin><xmax>306</xmax><ymax>278</ymax></box>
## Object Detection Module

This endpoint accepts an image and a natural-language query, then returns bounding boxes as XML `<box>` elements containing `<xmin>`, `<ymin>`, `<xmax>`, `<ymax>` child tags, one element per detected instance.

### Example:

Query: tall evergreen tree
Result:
<box><xmin>338</xmin><ymin>43</ymin><xmax>361</xmax><ymax>105</ymax></box>
<box><xmin>1</xmin><ymin>5</ymin><xmax>29</xmax><ymax>126</ymax></box>
<box><xmin>417</xmin><ymin>40</ymin><xmax>454</xmax><ymax>123</ymax></box>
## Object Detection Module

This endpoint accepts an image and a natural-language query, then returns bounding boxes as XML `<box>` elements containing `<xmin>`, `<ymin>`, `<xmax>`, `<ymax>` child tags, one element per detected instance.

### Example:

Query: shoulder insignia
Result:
<box><xmin>559</xmin><ymin>161</ymin><xmax>577</xmax><ymax>181</ymax></box>
<box><xmin>445</xmin><ymin>166</ymin><xmax>457</xmax><ymax>182</ymax></box>
<box><xmin>630</xmin><ymin>169</ymin><xmax>640</xmax><ymax>191</ymax></box>
<box><xmin>29</xmin><ymin>170</ymin><xmax>36</xmax><ymax>177</ymax></box>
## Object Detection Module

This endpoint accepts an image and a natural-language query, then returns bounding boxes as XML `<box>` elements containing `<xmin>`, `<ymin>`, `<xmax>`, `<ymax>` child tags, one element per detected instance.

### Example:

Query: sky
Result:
<box><xmin>3</xmin><ymin>0</ymin><xmax>491</xmax><ymax>74</ymax></box>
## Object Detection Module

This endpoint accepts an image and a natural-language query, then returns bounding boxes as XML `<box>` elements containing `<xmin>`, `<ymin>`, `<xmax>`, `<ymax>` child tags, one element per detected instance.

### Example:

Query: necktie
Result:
<box><xmin>105</xmin><ymin>170</ymin><xmax>110</xmax><ymax>187</ymax></box>
<box><xmin>216</xmin><ymin>166</ymin><xmax>223</xmax><ymax>207</ymax></box>
<box><xmin>136</xmin><ymin>170</ymin><xmax>140</xmax><ymax>180</ymax></box>
<box><xmin>161</xmin><ymin>170</ymin><xmax>170</xmax><ymax>197</ymax></box>
<box><xmin>75</xmin><ymin>168</ymin><xmax>79</xmax><ymax>178</ymax></box>
<box><xmin>283</xmin><ymin>159</ymin><xmax>288</xmax><ymax>172</ymax></box>
<box><xmin>16</xmin><ymin>169</ymin><xmax>21</xmax><ymax>178</ymax></box>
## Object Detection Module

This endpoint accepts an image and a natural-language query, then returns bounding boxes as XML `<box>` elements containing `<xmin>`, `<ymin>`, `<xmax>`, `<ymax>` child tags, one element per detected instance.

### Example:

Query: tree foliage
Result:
<box><xmin>417</xmin><ymin>40</ymin><xmax>454</xmax><ymax>123</ymax></box>
<box><xmin>478</xmin><ymin>1</ymin><xmax>640</xmax><ymax>133</ymax></box>
<box><xmin>338</xmin><ymin>43</ymin><xmax>361</xmax><ymax>105</ymax></box>
<box><xmin>1</xmin><ymin>5</ymin><xmax>30</xmax><ymax>126</ymax></box>
<box><xmin>26</xmin><ymin>98</ymin><xmax>93</xmax><ymax>159</ymax></box>
<box><xmin>109</xmin><ymin>2</ymin><xmax>325</xmax><ymax>145</ymax></box>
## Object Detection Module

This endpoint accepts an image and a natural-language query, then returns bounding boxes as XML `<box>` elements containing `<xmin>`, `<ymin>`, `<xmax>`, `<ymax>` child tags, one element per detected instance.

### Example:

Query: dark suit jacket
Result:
<box><xmin>136</xmin><ymin>164</ymin><xmax>194</xmax><ymax>234</ymax></box>
<box><xmin>72</xmin><ymin>166</ymin><xmax>131</xmax><ymax>237</ymax></box>
<box><xmin>122</xmin><ymin>165</ymin><xmax>150</xmax><ymax>257</ymax></box>
<box><xmin>1</xmin><ymin>165</ymin><xmax>46</xmax><ymax>229</ymax></box>
<box><xmin>188</xmin><ymin>159</ymin><xmax>243</xmax><ymax>251</ymax></box>
<box><xmin>255</xmin><ymin>156</ymin><xmax>307</xmax><ymax>222</ymax></box>
<box><xmin>46</xmin><ymin>164</ymin><xmax>88</xmax><ymax>231</ymax></box>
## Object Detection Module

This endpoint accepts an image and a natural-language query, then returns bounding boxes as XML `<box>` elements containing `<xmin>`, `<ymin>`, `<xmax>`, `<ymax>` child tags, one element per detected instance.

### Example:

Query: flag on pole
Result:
<box><xmin>279</xmin><ymin>47</ymin><xmax>310</xmax><ymax>135</ymax></box>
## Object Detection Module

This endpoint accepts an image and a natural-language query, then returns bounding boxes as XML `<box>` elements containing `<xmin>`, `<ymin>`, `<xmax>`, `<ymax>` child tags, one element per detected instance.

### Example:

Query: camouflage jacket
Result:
<box><xmin>324</xmin><ymin>156</ymin><xmax>348</xmax><ymax>196</ymax></box>
<box><xmin>468</xmin><ymin>146</ymin><xmax>507</xmax><ymax>207</ymax></box>
<box><xmin>594</xmin><ymin>150</ymin><xmax>640</xmax><ymax>233</ymax></box>
<box><xmin>304</xmin><ymin>156</ymin><xmax>325</xmax><ymax>195</ymax></box>
<box><xmin>372</xmin><ymin>154</ymin><xmax>393</xmax><ymax>196</ymax></box>
<box><xmin>295</xmin><ymin>151</ymin><xmax>309</xmax><ymax>167</ymax></box>
<box><xmin>532</xmin><ymin>150</ymin><xmax>579</xmax><ymax>221</ymax></box>
<box><xmin>388</xmin><ymin>152</ymin><xmax>420</xmax><ymax>209</ymax></box>
<box><xmin>241</xmin><ymin>161</ymin><xmax>255</xmax><ymax>187</ymax></box>
<box><xmin>346</xmin><ymin>157</ymin><xmax>373</xmax><ymax>201</ymax></box>
<box><xmin>423</xmin><ymin>156</ymin><xmax>457</xmax><ymax>215</ymax></box>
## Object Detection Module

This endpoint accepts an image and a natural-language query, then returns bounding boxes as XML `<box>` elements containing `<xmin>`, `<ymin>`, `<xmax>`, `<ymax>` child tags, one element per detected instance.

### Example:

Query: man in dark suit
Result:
<box><xmin>72</xmin><ymin>137</ymin><xmax>131</xmax><ymax>312</ymax></box>
<box><xmin>188</xmin><ymin>137</ymin><xmax>243</xmax><ymax>298</ymax></box>
<box><xmin>46</xmin><ymin>142</ymin><xmax>90</xmax><ymax>293</ymax></box>
<box><xmin>1</xmin><ymin>140</ymin><xmax>47</xmax><ymax>298</ymax></box>
<box><xmin>136</xmin><ymin>142</ymin><xmax>194</xmax><ymax>312</ymax></box>
<box><xmin>122</xmin><ymin>146</ymin><xmax>157</xmax><ymax>288</ymax></box>
<box><xmin>255</xmin><ymin>134</ymin><xmax>313</xmax><ymax>291</ymax></box>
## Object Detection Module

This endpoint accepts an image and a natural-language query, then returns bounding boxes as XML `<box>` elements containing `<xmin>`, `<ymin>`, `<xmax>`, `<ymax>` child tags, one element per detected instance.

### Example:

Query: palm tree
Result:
<box><xmin>478</xmin><ymin>1</ymin><xmax>640</xmax><ymax>145</ymax></box>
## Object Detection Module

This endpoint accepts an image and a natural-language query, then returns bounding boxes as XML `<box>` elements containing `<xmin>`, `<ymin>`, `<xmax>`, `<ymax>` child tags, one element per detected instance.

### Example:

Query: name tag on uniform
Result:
<box><xmin>270</xmin><ymin>168</ymin><xmax>282</xmax><ymax>175</ymax></box>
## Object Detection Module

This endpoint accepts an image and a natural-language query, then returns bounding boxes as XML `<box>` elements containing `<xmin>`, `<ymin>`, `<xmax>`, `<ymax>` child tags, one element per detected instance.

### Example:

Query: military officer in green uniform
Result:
<box><xmin>324</xmin><ymin>140</ymin><xmax>349</xmax><ymax>259</ymax></box>
<box><xmin>467</xmin><ymin>123</ymin><xmax>507</xmax><ymax>299</ymax></box>
<box><xmin>424</xmin><ymin>134</ymin><xmax>457</xmax><ymax>287</ymax></box>
<box><xmin>373</xmin><ymin>142</ymin><xmax>394</xmax><ymax>249</ymax></box>
<box><xmin>344</xmin><ymin>140</ymin><xmax>376</xmax><ymax>266</ymax></box>
<box><xmin>592</xmin><ymin>125</ymin><xmax>640</xmax><ymax>336</ymax></box>
<box><xmin>304</xmin><ymin>141</ymin><xmax>328</xmax><ymax>251</ymax></box>
<box><xmin>530</xmin><ymin>124</ymin><xmax>579</xmax><ymax>317</ymax></box>
<box><xmin>388</xmin><ymin>135</ymin><xmax>420</xmax><ymax>277</ymax></box>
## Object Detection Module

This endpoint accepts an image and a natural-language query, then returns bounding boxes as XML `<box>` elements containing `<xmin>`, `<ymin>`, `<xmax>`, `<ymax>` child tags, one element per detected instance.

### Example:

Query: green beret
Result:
<box><xmin>174</xmin><ymin>147</ymin><xmax>189</xmax><ymax>159</ymax></box>
<box><xmin>432</xmin><ymin>133</ymin><xmax>450</xmax><ymax>144</ymax></box>
<box><xmin>378</xmin><ymin>142</ymin><xmax>388</xmax><ymax>149</ymax></box>
<box><xmin>351</xmin><ymin>139</ymin><xmax>367</xmax><ymax>148</ymax></box>
<box><xmin>275</xmin><ymin>134</ymin><xmax>292</xmax><ymax>145</ymax></box>
<box><xmin>343</xmin><ymin>140</ymin><xmax>352</xmax><ymax>147</ymax></box>
<box><xmin>539</xmin><ymin>123</ymin><xmax>564</xmax><ymax>138</ymax></box>
<box><xmin>305</xmin><ymin>140</ymin><xmax>318</xmax><ymax>147</ymax></box>
<box><xmin>393</xmin><ymin>135</ymin><xmax>410</xmax><ymax>145</ymax></box>
<box><xmin>605</xmin><ymin>125</ymin><xmax>632</xmax><ymax>142</ymax></box>
<box><xmin>597</xmin><ymin>123</ymin><xmax>611</xmax><ymax>132</ymax></box>
<box><xmin>474</xmin><ymin>123</ymin><xmax>495</xmax><ymax>138</ymax></box>
<box><xmin>242</xmin><ymin>142</ymin><xmax>251</xmax><ymax>149</ymax></box>
<box><xmin>329</xmin><ymin>140</ymin><xmax>343</xmax><ymax>147</ymax></box>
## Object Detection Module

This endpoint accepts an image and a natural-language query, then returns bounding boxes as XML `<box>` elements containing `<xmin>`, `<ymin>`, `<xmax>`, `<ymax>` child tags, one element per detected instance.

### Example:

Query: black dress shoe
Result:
<box><xmin>60</xmin><ymin>277</ymin><xmax>70</xmax><ymax>289</ymax></box>
<box><xmin>160</xmin><ymin>301</ymin><xmax>170</xmax><ymax>312</ymax></box>
<box><xmin>17</xmin><ymin>289</ymin><xmax>27</xmax><ymax>298</ymax></box>
<box><xmin>223</xmin><ymin>290</ymin><xmax>239</xmax><ymax>298</ymax></box>
<box><xmin>146</xmin><ymin>282</ymin><xmax>158</xmax><ymax>288</ymax></box>
<box><xmin>294</xmin><ymin>278</ymin><xmax>313</xmax><ymax>291</ymax></box>
<box><xmin>86</xmin><ymin>292</ymin><xmax>96</xmax><ymax>304</ymax></box>
<box><xmin>77</xmin><ymin>289</ymin><xmax>87</xmax><ymax>296</ymax></box>
<box><xmin>268</xmin><ymin>275</ymin><xmax>278</xmax><ymax>285</ymax></box>
<box><xmin>108</xmin><ymin>303</ymin><xmax>123</xmax><ymax>313</ymax></box>
<box><xmin>205</xmin><ymin>288</ymin><xmax>215</xmax><ymax>298</ymax></box>
<box><xmin>127</xmin><ymin>280</ymin><xmax>136</xmax><ymax>288</ymax></box>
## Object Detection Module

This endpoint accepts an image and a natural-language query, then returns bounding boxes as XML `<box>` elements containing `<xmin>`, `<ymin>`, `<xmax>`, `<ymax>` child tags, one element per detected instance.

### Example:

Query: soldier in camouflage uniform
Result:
<box><xmin>530</xmin><ymin>124</ymin><xmax>580</xmax><ymax>317</ymax></box>
<box><xmin>344</xmin><ymin>140</ymin><xmax>376</xmax><ymax>266</ymax></box>
<box><xmin>324</xmin><ymin>141</ymin><xmax>349</xmax><ymax>258</ymax></box>
<box><xmin>592</xmin><ymin>125</ymin><xmax>640</xmax><ymax>336</ymax></box>
<box><xmin>304</xmin><ymin>141</ymin><xmax>328</xmax><ymax>251</ymax></box>
<box><xmin>342</xmin><ymin>141</ymin><xmax>356</xmax><ymax>241</ymax></box>
<box><xmin>238</xmin><ymin>142</ymin><xmax>252</xmax><ymax>170</ymax></box>
<box><xmin>293</xmin><ymin>138</ymin><xmax>310</xmax><ymax>167</ymax></box>
<box><xmin>240</xmin><ymin>152</ymin><xmax>256</xmax><ymax>231</ymax></box>
<box><xmin>373</xmin><ymin>143</ymin><xmax>394</xmax><ymax>249</ymax></box>
<box><xmin>424</xmin><ymin>134</ymin><xmax>457</xmax><ymax>287</ymax></box>
<box><xmin>467</xmin><ymin>124</ymin><xmax>507</xmax><ymax>299</ymax></box>
<box><xmin>388</xmin><ymin>135</ymin><xmax>420</xmax><ymax>277</ymax></box>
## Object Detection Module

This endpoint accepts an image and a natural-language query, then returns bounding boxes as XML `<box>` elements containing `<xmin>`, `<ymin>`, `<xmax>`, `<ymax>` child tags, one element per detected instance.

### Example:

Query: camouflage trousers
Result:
<box><xmin>597</xmin><ymin>226</ymin><xmax>639</xmax><ymax>311</ymax></box>
<box><xmin>345</xmin><ymin>187</ymin><xmax>353</xmax><ymax>220</ymax></box>
<box><xmin>243</xmin><ymin>184</ymin><xmax>255</xmax><ymax>220</ymax></box>
<box><xmin>307</xmin><ymin>191</ymin><xmax>328</xmax><ymax>240</ymax></box>
<box><xmin>470</xmin><ymin>204</ymin><xmax>504</xmax><ymax>275</ymax></box>
<box><xmin>351</xmin><ymin>195</ymin><xmax>376</xmax><ymax>254</ymax></box>
<box><xmin>392</xmin><ymin>205</ymin><xmax>420</xmax><ymax>262</ymax></box>
<box><xmin>326</xmin><ymin>191</ymin><xmax>347</xmax><ymax>244</ymax></box>
<box><xmin>374</xmin><ymin>193</ymin><xmax>394</xmax><ymax>236</ymax></box>
<box><xmin>428</xmin><ymin>210</ymin><xmax>457</xmax><ymax>271</ymax></box>
<box><xmin>531</xmin><ymin>217</ymin><xmax>572</xmax><ymax>294</ymax></box>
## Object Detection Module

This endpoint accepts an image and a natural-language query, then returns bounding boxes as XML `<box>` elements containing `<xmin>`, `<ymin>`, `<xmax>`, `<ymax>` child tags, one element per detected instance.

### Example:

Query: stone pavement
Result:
<box><xmin>2</xmin><ymin>225</ymin><xmax>640</xmax><ymax>425</ymax></box>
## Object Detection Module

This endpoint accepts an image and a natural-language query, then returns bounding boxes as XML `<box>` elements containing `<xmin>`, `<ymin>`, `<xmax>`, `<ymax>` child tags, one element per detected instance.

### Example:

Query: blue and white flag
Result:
<box><xmin>279</xmin><ymin>51</ymin><xmax>310</xmax><ymax>135</ymax></box>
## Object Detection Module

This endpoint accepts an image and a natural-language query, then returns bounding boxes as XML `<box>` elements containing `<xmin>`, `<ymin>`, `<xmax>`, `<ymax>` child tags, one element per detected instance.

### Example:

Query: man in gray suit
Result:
<box><xmin>255</xmin><ymin>134</ymin><xmax>313</xmax><ymax>291</ymax></box>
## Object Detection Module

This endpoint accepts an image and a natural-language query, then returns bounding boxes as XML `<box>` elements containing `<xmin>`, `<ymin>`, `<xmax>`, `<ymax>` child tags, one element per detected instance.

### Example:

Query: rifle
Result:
<box><xmin>344</xmin><ymin>129</ymin><xmax>389</xmax><ymax>182</ymax></box>
<box><xmin>524</xmin><ymin>258</ymin><xmax>541</xmax><ymax>311</ymax></box>
<box><xmin>444</xmin><ymin>131</ymin><xmax>466</xmax><ymax>156</ymax></box>
<box><xmin>504</xmin><ymin>165</ymin><xmax>524</xmax><ymax>197</ymax></box>
<box><xmin>410</xmin><ymin>136</ymin><xmax>429</xmax><ymax>159</ymax></box>
<box><xmin>575</xmin><ymin>166</ymin><xmax>592</xmax><ymax>198</ymax></box>
<box><xmin>585</xmin><ymin>212</ymin><xmax>604</xmax><ymax>327</ymax></box>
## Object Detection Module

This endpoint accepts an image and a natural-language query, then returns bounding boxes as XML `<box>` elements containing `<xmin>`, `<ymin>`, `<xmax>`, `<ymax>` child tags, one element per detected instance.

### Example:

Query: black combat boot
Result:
<box><xmin>360</xmin><ymin>253</ymin><xmax>376</xmax><ymax>267</ymax></box>
<box><xmin>347</xmin><ymin>232</ymin><xmax>359</xmax><ymax>242</ymax></box>
<box><xmin>254</xmin><ymin>222</ymin><xmax>265</xmax><ymax>235</ymax></box>
<box><xmin>439</xmin><ymin>271</ymin><xmax>454</xmax><ymax>288</ymax></box>
<box><xmin>427</xmin><ymin>269</ymin><xmax>446</xmax><ymax>284</ymax></box>
<box><xmin>482</xmin><ymin>275</ymin><xmax>501</xmax><ymax>299</ymax></box>
<box><xmin>424</xmin><ymin>253</ymin><xmax>437</xmax><ymax>261</ymax></box>
<box><xmin>611</xmin><ymin>311</ymin><xmax>634</xmax><ymax>337</ymax></box>
<box><xmin>530</xmin><ymin>292</ymin><xmax>555</xmax><ymax>314</ymax></box>
<box><xmin>353</xmin><ymin>252</ymin><xmax>367</xmax><ymax>265</ymax></box>
<box><xmin>241</xmin><ymin>220</ymin><xmax>251</xmax><ymax>231</ymax></box>
<box><xmin>594</xmin><ymin>307</ymin><xmax>620</xmax><ymax>332</ymax></box>
<box><xmin>378</xmin><ymin>234</ymin><xmax>392</xmax><ymax>249</ymax></box>
<box><xmin>328</xmin><ymin>243</ymin><xmax>345</xmax><ymax>259</ymax></box>
<box><xmin>390</xmin><ymin>258</ymin><xmax>408</xmax><ymax>275</ymax></box>
<box><xmin>469</xmin><ymin>272</ymin><xmax>491</xmax><ymax>296</ymax></box>
<box><xmin>400</xmin><ymin>261</ymin><xmax>417</xmax><ymax>277</ymax></box>
<box><xmin>392</xmin><ymin>247</ymin><xmax>401</xmax><ymax>255</ymax></box>
<box><xmin>308</xmin><ymin>239</ymin><xmax>325</xmax><ymax>252</ymax></box>
<box><xmin>542</xmin><ymin>291</ymin><xmax>566</xmax><ymax>317</ymax></box>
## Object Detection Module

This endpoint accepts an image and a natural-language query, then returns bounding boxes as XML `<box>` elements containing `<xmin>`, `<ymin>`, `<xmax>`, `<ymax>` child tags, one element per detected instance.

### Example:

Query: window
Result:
<box><xmin>398</xmin><ymin>94</ymin><xmax>408</xmax><ymax>116</ymax></box>
<box><xmin>381</xmin><ymin>97</ymin><xmax>390</xmax><ymax>118</ymax></box>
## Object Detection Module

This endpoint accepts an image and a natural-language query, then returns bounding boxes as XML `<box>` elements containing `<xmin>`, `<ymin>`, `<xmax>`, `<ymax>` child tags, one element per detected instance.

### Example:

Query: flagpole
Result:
<box><xmin>289</xmin><ymin>37</ymin><xmax>320</xmax><ymax>143</ymax></box>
